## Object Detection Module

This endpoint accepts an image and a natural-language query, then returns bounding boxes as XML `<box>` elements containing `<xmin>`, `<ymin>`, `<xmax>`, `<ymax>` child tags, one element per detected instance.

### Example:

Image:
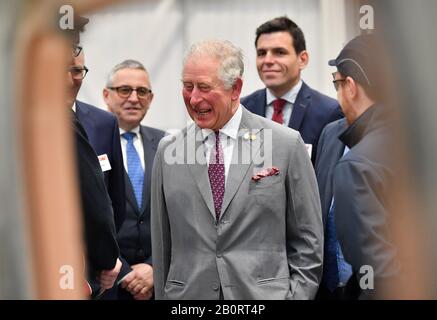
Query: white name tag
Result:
<box><xmin>98</xmin><ymin>154</ymin><xmax>112</xmax><ymax>172</ymax></box>
<box><xmin>305</xmin><ymin>144</ymin><xmax>313</xmax><ymax>158</ymax></box>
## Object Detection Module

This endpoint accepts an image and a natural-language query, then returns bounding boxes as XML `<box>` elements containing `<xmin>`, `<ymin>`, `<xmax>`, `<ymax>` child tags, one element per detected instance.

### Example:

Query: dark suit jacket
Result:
<box><xmin>315</xmin><ymin>118</ymin><xmax>346</xmax><ymax>228</ymax></box>
<box><xmin>76</xmin><ymin>100</ymin><xmax>126</xmax><ymax>232</ymax></box>
<box><xmin>334</xmin><ymin>106</ymin><xmax>400</xmax><ymax>299</ymax></box>
<box><xmin>117</xmin><ymin>125</ymin><xmax>164</xmax><ymax>299</ymax></box>
<box><xmin>314</xmin><ymin>118</ymin><xmax>360</xmax><ymax>299</ymax></box>
<box><xmin>72</xmin><ymin>115</ymin><xmax>119</xmax><ymax>277</ymax></box>
<box><xmin>241</xmin><ymin>82</ymin><xmax>343</xmax><ymax>163</ymax></box>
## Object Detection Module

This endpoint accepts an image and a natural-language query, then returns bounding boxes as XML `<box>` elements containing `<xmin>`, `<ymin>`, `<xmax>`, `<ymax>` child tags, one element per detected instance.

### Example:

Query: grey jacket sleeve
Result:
<box><xmin>150</xmin><ymin>144</ymin><xmax>172</xmax><ymax>299</ymax></box>
<box><xmin>286</xmin><ymin>135</ymin><xmax>324</xmax><ymax>299</ymax></box>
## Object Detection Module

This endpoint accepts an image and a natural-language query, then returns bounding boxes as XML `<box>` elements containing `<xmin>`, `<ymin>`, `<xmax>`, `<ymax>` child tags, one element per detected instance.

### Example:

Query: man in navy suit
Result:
<box><xmin>72</xmin><ymin>48</ymin><xmax>126</xmax><ymax>232</ymax></box>
<box><xmin>66</xmin><ymin>17</ymin><xmax>121</xmax><ymax>296</ymax></box>
<box><xmin>104</xmin><ymin>60</ymin><xmax>165</xmax><ymax>300</ymax></box>
<box><xmin>241</xmin><ymin>16</ymin><xmax>343</xmax><ymax>163</ymax></box>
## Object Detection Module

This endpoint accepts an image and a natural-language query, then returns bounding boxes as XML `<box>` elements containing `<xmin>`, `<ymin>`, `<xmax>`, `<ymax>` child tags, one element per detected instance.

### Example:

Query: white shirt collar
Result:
<box><xmin>201</xmin><ymin>104</ymin><xmax>243</xmax><ymax>141</ymax></box>
<box><xmin>266</xmin><ymin>79</ymin><xmax>303</xmax><ymax>105</ymax></box>
<box><xmin>71</xmin><ymin>102</ymin><xmax>77</xmax><ymax>113</ymax></box>
<box><xmin>120</xmin><ymin>126</ymin><xmax>141</xmax><ymax>137</ymax></box>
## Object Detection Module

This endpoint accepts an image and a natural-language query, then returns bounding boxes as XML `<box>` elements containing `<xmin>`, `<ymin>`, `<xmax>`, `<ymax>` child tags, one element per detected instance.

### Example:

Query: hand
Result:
<box><xmin>121</xmin><ymin>263</ymin><xmax>154</xmax><ymax>300</ymax></box>
<box><xmin>98</xmin><ymin>258</ymin><xmax>122</xmax><ymax>289</ymax></box>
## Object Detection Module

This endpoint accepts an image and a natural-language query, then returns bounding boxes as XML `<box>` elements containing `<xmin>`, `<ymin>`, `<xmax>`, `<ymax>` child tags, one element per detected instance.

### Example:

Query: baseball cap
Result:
<box><xmin>329</xmin><ymin>33</ymin><xmax>380</xmax><ymax>88</ymax></box>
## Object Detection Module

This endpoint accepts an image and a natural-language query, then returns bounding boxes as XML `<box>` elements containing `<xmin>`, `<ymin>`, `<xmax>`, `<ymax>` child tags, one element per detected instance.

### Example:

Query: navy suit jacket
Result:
<box><xmin>117</xmin><ymin>125</ymin><xmax>164</xmax><ymax>299</ymax></box>
<box><xmin>72</xmin><ymin>115</ymin><xmax>119</xmax><ymax>277</ymax></box>
<box><xmin>314</xmin><ymin>118</ymin><xmax>347</xmax><ymax>228</ymax></box>
<box><xmin>118</xmin><ymin>125</ymin><xmax>165</xmax><ymax>266</ymax></box>
<box><xmin>241</xmin><ymin>82</ymin><xmax>343</xmax><ymax>163</ymax></box>
<box><xmin>76</xmin><ymin>100</ymin><xmax>126</xmax><ymax>232</ymax></box>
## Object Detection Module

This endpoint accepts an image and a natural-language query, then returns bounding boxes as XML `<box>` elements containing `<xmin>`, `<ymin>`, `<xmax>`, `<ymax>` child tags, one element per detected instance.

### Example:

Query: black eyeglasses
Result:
<box><xmin>68</xmin><ymin>66</ymin><xmax>89</xmax><ymax>80</ymax></box>
<box><xmin>107</xmin><ymin>86</ymin><xmax>152</xmax><ymax>99</ymax></box>
<box><xmin>72</xmin><ymin>44</ymin><xmax>83</xmax><ymax>57</ymax></box>
<box><xmin>333</xmin><ymin>78</ymin><xmax>346</xmax><ymax>91</ymax></box>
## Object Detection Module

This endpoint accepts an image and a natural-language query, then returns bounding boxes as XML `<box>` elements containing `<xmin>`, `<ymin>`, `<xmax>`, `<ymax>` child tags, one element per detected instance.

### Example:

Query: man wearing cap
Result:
<box><xmin>241</xmin><ymin>16</ymin><xmax>343</xmax><ymax>163</ymax></box>
<box><xmin>327</xmin><ymin>33</ymin><xmax>400</xmax><ymax>299</ymax></box>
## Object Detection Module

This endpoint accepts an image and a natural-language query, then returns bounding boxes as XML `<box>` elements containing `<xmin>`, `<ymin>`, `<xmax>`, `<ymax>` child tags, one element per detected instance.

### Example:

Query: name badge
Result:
<box><xmin>305</xmin><ymin>144</ymin><xmax>313</xmax><ymax>158</ymax></box>
<box><xmin>98</xmin><ymin>154</ymin><xmax>112</xmax><ymax>172</ymax></box>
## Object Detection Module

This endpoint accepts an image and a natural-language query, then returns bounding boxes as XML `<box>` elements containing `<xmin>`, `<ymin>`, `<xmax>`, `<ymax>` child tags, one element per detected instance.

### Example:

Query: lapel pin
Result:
<box><xmin>243</xmin><ymin>132</ymin><xmax>257</xmax><ymax>141</ymax></box>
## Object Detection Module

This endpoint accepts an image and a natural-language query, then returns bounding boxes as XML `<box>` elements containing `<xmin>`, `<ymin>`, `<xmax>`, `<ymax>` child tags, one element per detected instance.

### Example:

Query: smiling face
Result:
<box><xmin>103</xmin><ymin>68</ymin><xmax>153</xmax><ymax>131</ymax></box>
<box><xmin>256</xmin><ymin>31</ymin><xmax>308</xmax><ymax>97</ymax></box>
<box><xmin>182</xmin><ymin>56</ymin><xmax>242</xmax><ymax>131</ymax></box>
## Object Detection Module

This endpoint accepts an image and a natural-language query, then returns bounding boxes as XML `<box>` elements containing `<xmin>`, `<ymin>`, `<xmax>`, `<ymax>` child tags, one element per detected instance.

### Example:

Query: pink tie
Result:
<box><xmin>208</xmin><ymin>132</ymin><xmax>225</xmax><ymax>222</ymax></box>
<box><xmin>272</xmin><ymin>99</ymin><xmax>287</xmax><ymax>124</ymax></box>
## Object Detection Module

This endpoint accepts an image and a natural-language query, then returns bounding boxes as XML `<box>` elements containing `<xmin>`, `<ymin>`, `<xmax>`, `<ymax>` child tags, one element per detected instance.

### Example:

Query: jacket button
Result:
<box><xmin>139</xmin><ymin>219</ymin><xmax>143</xmax><ymax>224</ymax></box>
<box><xmin>216</xmin><ymin>252</ymin><xmax>222</xmax><ymax>258</ymax></box>
<box><xmin>212</xmin><ymin>283</ymin><xmax>219</xmax><ymax>291</ymax></box>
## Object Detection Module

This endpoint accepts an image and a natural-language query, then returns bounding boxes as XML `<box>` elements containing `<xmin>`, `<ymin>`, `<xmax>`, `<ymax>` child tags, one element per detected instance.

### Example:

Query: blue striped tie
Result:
<box><xmin>122</xmin><ymin>132</ymin><xmax>144</xmax><ymax>209</ymax></box>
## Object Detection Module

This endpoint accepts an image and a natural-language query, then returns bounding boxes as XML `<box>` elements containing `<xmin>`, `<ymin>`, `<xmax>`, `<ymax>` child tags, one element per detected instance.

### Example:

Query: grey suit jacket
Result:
<box><xmin>151</xmin><ymin>107</ymin><xmax>323</xmax><ymax>300</ymax></box>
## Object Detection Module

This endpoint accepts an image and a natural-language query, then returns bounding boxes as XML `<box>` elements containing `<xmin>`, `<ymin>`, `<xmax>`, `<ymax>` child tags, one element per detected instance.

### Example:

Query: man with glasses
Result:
<box><xmin>65</xmin><ymin>18</ymin><xmax>122</xmax><ymax>297</ymax></box>
<box><xmin>71</xmin><ymin>50</ymin><xmax>127</xmax><ymax>234</ymax></box>
<box><xmin>321</xmin><ymin>33</ymin><xmax>400</xmax><ymax>299</ymax></box>
<box><xmin>66</xmin><ymin>15</ymin><xmax>127</xmax><ymax>298</ymax></box>
<box><xmin>103</xmin><ymin>60</ymin><xmax>164</xmax><ymax>300</ymax></box>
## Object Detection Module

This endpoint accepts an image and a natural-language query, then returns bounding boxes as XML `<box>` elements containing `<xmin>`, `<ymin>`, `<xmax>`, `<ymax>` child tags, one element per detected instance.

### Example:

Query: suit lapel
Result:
<box><xmin>75</xmin><ymin>101</ymin><xmax>94</xmax><ymax>139</ymax></box>
<box><xmin>139</xmin><ymin>126</ymin><xmax>156</xmax><ymax>216</ymax></box>
<box><xmin>125</xmin><ymin>170</ymin><xmax>139</xmax><ymax>212</ymax></box>
<box><xmin>256</xmin><ymin>89</ymin><xmax>268</xmax><ymax>117</ymax></box>
<box><xmin>220</xmin><ymin>108</ymin><xmax>263</xmax><ymax>218</ymax></box>
<box><xmin>288</xmin><ymin>82</ymin><xmax>310</xmax><ymax>131</ymax></box>
<box><xmin>187</xmin><ymin>125</ymin><xmax>216</xmax><ymax>219</ymax></box>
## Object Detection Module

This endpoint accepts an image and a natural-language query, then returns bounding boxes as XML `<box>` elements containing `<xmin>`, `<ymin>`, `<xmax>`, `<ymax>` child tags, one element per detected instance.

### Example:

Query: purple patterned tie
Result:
<box><xmin>208</xmin><ymin>131</ymin><xmax>225</xmax><ymax>222</ymax></box>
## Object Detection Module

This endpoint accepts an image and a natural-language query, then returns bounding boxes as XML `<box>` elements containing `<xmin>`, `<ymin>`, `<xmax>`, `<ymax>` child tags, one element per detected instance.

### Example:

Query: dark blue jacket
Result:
<box><xmin>76</xmin><ymin>100</ymin><xmax>126</xmax><ymax>232</ymax></box>
<box><xmin>241</xmin><ymin>82</ymin><xmax>343</xmax><ymax>163</ymax></box>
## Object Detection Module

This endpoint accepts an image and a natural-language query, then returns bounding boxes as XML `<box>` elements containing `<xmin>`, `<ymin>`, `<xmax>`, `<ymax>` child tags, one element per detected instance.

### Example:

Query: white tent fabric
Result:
<box><xmin>79</xmin><ymin>0</ymin><xmax>354</xmax><ymax>131</ymax></box>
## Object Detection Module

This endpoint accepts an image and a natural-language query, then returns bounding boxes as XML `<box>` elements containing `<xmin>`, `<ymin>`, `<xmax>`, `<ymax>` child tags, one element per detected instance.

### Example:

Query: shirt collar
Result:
<box><xmin>201</xmin><ymin>104</ymin><xmax>243</xmax><ymax>142</ymax></box>
<box><xmin>266</xmin><ymin>79</ymin><xmax>303</xmax><ymax>105</ymax></box>
<box><xmin>71</xmin><ymin>102</ymin><xmax>76</xmax><ymax>113</ymax></box>
<box><xmin>120</xmin><ymin>126</ymin><xmax>141</xmax><ymax>137</ymax></box>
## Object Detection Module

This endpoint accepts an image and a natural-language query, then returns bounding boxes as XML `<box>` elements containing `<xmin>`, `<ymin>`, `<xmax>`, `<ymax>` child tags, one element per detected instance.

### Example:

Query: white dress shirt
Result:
<box><xmin>120</xmin><ymin>126</ymin><xmax>145</xmax><ymax>171</ymax></box>
<box><xmin>201</xmin><ymin>105</ymin><xmax>243</xmax><ymax>184</ymax></box>
<box><xmin>265</xmin><ymin>79</ymin><xmax>303</xmax><ymax>126</ymax></box>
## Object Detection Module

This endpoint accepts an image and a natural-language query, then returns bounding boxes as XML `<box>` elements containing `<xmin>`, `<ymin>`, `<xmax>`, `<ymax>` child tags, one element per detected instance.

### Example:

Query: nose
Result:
<box><xmin>263</xmin><ymin>51</ymin><xmax>275</xmax><ymax>64</ymax></box>
<box><xmin>127</xmin><ymin>89</ymin><xmax>139</xmax><ymax>103</ymax></box>
<box><xmin>189</xmin><ymin>87</ymin><xmax>203</xmax><ymax>106</ymax></box>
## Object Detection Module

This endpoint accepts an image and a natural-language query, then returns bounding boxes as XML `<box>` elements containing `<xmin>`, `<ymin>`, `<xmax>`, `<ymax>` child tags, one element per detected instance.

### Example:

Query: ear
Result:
<box><xmin>298</xmin><ymin>50</ymin><xmax>309</xmax><ymax>70</ymax></box>
<box><xmin>231</xmin><ymin>78</ymin><xmax>243</xmax><ymax>101</ymax></box>
<box><xmin>148</xmin><ymin>92</ymin><xmax>154</xmax><ymax>105</ymax></box>
<box><xmin>345</xmin><ymin>77</ymin><xmax>358</xmax><ymax>99</ymax></box>
<box><xmin>103</xmin><ymin>88</ymin><xmax>112</xmax><ymax>111</ymax></box>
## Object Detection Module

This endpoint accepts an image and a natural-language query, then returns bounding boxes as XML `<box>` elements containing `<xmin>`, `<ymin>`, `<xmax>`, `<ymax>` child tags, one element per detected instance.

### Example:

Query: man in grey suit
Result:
<box><xmin>151</xmin><ymin>39</ymin><xmax>323</xmax><ymax>300</ymax></box>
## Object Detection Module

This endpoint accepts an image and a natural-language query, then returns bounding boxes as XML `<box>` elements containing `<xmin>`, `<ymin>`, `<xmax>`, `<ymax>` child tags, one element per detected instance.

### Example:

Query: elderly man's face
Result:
<box><xmin>182</xmin><ymin>56</ymin><xmax>241</xmax><ymax>131</ymax></box>
<box><xmin>103</xmin><ymin>68</ymin><xmax>153</xmax><ymax>131</ymax></box>
<box><xmin>66</xmin><ymin>51</ymin><xmax>85</xmax><ymax>107</ymax></box>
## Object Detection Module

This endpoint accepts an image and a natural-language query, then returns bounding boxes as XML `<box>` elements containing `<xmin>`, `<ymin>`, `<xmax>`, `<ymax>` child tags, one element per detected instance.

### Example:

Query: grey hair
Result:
<box><xmin>183</xmin><ymin>39</ymin><xmax>244</xmax><ymax>89</ymax></box>
<box><xmin>105</xmin><ymin>59</ymin><xmax>150</xmax><ymax>88</ymax></box>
